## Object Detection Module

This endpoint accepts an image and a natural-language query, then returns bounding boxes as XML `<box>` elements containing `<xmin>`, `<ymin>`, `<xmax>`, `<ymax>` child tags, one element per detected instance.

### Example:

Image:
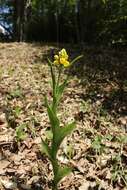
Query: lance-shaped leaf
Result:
<box><xmin>56</xmin><ymin>77</ymin><xmax>68</xmax><ymax>104</ymax></box>
<box><xmin>45</xmin><ymin>96</ymin><xmax>60</xmax><ymax>134</ymax></box>
<box><xmin>41</xmin><ymin>138</ymin><xmax>51</xmax><ymax>159</ymax></box>
<box><xmin>55</xmin><ymin>122</ymin><xmax>76</xmax><ymax>151</ymax></box>
<box><xmin>102</xmin><ymin>0</ymin><xmax>107</xmax><ymax>4</ymax></box>
<box><xmin>47</xmin><ymin>58</ymin><xmax>56</xmax><ymax>97</ymax></box>
<box><xmin>54</xmin><ymin>166</ymin><xmax>72</xmax><ymax>185</ymax></box>
<box><xmin>71</xmin><ymin>55</ymin><xmax>83</xmax><ymax>65</ymax></box>
<box><xmin>47</xmin><ymin>58</ymin><xmax>56</xmax><ymax>86</ymax></box>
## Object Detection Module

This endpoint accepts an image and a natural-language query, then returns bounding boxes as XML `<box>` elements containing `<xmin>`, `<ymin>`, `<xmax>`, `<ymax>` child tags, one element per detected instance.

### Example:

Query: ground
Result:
<box><xmin>0</xmin><ymin>42</ymin><xmax>127</xmax><ymax>190</ymax></box>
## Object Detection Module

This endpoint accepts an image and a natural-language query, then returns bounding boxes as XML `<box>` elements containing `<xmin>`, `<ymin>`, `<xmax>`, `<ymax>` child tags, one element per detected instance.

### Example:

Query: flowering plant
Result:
<box><xmin>53</xmin><ymin>48</ymin><xmax>70</xmax><ymax>67</ymax></box>
<box><xmin>41</xmin><ymin>49</ymin><xmax>82</xmax><ymax>190</ymax></box>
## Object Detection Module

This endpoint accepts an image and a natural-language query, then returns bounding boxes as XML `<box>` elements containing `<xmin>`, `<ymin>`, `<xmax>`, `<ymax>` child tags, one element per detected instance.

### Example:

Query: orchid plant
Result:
<box><xmin>41</xmin><ymin>49</ymin><xmax>82</xmax><ymax>190</ymax></box>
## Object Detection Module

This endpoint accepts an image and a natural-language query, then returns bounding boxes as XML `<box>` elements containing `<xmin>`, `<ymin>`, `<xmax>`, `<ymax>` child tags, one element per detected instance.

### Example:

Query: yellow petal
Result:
<box><xmin>54</xmin><ymin>55</ymin><xmax>59</xmax><ymax>60</ymax></box>
<box><xmin>63</xmin><ymin>61</ymin><xmax>70</xmax><ymax>67</ymax></box>
<box><xmin>53</xmin><ymin>60</ymin><xmax>59</xmax><ymax>65</ymax></box>
<box><xmin>59</xmin><ymin>57</ymin><xmax>66</xmax><ymax>65</ymax></box>
<box><xmin>60</xmin><ymin>58</ymin><xmax>70</xmax><ymax>67</ymax></box>
<box><xmin>59</xmin><ymin>49</ymin><xmax>68</xmax><ymax>60</ymax></box>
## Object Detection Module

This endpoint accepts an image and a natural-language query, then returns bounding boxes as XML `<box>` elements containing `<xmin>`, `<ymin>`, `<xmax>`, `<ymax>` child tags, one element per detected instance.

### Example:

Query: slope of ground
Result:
<box><xmin>0</xmin><ymin>43</ymin><xmax>127</xmax><ymax>190</ymax></box>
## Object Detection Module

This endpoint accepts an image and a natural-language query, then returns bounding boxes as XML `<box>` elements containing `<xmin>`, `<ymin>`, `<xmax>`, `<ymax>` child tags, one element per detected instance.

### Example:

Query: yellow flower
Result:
<box><xmin>53</xmin><ymin>55</ymin><xmax>59</xmax><ymax>65</ymax></box>
<box><xmin>54</xmin><ymin>60</ymin><xmax>59</xmax><ymax>65</ymax></box>
<box><xmin>63</xmin><ymin>60</ymin><xmax>70</xmax><ymax>67</ymax></box>
<box><xmin>54</xmin><ymin>55</ymin><xmax>59</xmax><ymax>60</ymax></box>
<box><xmin>59</xmin><ymin>49</ymin><xmax>68</xmax><ymax>60</ymax></box>
<box><xmin>53</xmin><ymin>48</ymin><xmax>70</xmax><ymax>67</ymax></box>
<box><xmin>60</xmin><ymin>58</ymin><xmax>70</xmax><ymax>67</ymax></box>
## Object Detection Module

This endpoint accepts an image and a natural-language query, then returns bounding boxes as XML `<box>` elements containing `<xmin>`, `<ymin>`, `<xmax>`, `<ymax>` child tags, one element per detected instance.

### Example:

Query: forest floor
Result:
<box><xmin>0</xmin><ymin>42</ymin><xmax>127</xmax><ymax>190</ymax></box>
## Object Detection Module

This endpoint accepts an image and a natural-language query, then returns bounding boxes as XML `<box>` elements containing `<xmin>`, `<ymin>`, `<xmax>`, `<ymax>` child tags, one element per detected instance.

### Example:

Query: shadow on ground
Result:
<box><xmin>69</xmin><ymin>46</ymin><xmax>127</xmax><ymax>118</ymax></box>
<box><xmin>34</xmin><ymin>44</ymin><xmax>127</xmax><ymax>119</ymax></box>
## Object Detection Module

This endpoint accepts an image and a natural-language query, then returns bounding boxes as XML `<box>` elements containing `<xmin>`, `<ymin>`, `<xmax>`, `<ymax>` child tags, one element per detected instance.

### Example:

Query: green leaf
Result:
<box><xmin>45</xmin><ymin>129</ymin><xmax>53</xmax><ymax>140</ymax></box>
<box><xmin>71</xmin><ymin>55</ymin><xmax>83</xmax><ymax>65</ymax></box>
<box><xmin>9</xmin><ymin>88</ymin><xmax>23</xmax><ymax>99</ymax></box>
<box><xmin>45</xmin><ymin>96</ymin><xmax>60</xmax><ymax>133</ymax></box>
<box><xmin>15</xmin><ymin>123</ymin><xmax>27</xmax><ymax>141</ymax></box>
<box><xmin>119</xmin><ymin>135</ymin><xmax>127</xmax><ymax>144</ymax></box>
<box><xmin>41</xmin><ymin>138</ymin><xmax>51</xmax><ymax>159</ymax></box>
<box><xmin>47</xmin><ymin>58</ymin><xmax>56</xmax><ymax>95</ymax></box>
<box><xmin>55</xmin><ymin>122</ymin><xmax>76</xmax><ymax>151</ymax></box>
<box><xmin>13</xmin><ymin>106</ymin><xmax>22</xmax><ymax>117</ymax></box>
<box><xmin>64</xmin><ymin>144</ymin><xmax>74</xmax><ymax>160</ymax></box>
<box><xmin>92</xmin><ymin>135</ymin><xmax>102</xmax><ymax>150</ymax></box>
<box><xmin>54</xmin><ymin>166</ymin><xmax>72</xmax><ymax>184</ymax></box>
<box><xmin>50</xmin><ymin>122</ymin><xmax>76</xmax><ymax>158</ymax></box>
<box><xmin>56</xmin><ymin>77</ymin><xmax>68</xmax><ymax>104</ymax></box>
<box><xmin>105</xmin><ymin>134</ymin><xmax>113</xmax><ymax>141</ymax></box>
<box><xmin>47</xmin><ymin>57</ymin><xmax>52</xmax><ymax>67</ymax></box>
<box><xmin>102</xmin><ymin>0</ymin><xmax>107</xmax><ymax>4</ymax></box>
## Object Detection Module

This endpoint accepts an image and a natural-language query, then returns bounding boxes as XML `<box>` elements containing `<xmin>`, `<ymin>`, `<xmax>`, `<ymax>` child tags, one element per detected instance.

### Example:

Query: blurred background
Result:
<box><xmin>0</xmin><ymin>0</ymin><xmax>127</xmax><ymax>46</ymax></box>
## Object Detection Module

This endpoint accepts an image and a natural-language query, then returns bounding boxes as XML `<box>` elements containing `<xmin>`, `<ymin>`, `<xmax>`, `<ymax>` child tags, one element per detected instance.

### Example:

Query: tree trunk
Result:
<box><xmin>13</xmin><ymin>0</ymin><xmax>31</xmax><ymax>41</ymax></box>
<box><xmin>77</xmin><ymin>0</ymin><xmax>85</xmax><ymax>47</ymax></box>
<box><xmin>78</xmin><ymin>0</ymin><xmax>92</xmax><ymax>45</ymax></box>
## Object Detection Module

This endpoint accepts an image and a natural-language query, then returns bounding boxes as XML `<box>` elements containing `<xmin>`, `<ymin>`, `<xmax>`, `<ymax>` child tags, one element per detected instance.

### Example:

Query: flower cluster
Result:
<box><xmin>53</xmin><ymin>49</ymin><xmax>70</xmax><ymax>67</ymax></box>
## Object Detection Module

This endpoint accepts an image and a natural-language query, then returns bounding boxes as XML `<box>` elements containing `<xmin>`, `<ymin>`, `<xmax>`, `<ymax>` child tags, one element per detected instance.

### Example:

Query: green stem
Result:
<box><xmin>52</xmin><ymin>66</ymin><xmax>62</xmax><ymax>113</ymax></box>
<box><xmin>51</xmin><ymin>158</ymin><xmax>59</xmax><ymax>190</ymax></box>
<box><xmin>52</xmin><ymin>182</ymin><xmax>58</xmax><ymax>190</ymax></box>
<box><xmin>52</xmin><ymin>70</ymin><xmax>57</xmax><ymax>114</ymax></box>
<box><xmin>50</xmin><ymin>65</ymin><xmax>64</xmax><ymax>190</ymax></box>
<box><xmin>48</xmin><ymin>59</ymin><xmax>57</xmax><ymax>114</ymax></box>
<box><xmin>52</xmin><ymin>95</ymin><xmax>57</xmax><ymax>114</ymax></box>
<box><xmin>56</xmin><ymin>66</ymin><xmax>62</xmax><ymax>88</ymax></box>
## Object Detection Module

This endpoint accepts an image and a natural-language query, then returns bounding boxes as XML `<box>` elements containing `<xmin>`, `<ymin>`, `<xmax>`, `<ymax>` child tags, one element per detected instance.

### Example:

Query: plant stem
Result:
<box><xmin>52</xmin><ymin>66</ymin><xmax>62</xmax><ymax>114</ymax></box>
<box><xmin>56</xmin><ymin>66</ymin><xmax>62</xmax><ymax>88</ymax></box>
<box><xmin>51</xmin><ymin>158</ymin><xmax>59</xmax><ymax>190</ymax></box>
<box><xmin>52</xmin><ymin>182</ymin><xmax>58</xmax><ymax>190</ymax></box>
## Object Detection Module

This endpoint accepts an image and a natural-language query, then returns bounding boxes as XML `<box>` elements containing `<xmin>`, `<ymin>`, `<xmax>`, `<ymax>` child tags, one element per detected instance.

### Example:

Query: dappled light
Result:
<box><xmin>0</xmin><ymin>0</ymin><xmax>127</xmax><ymax>189</ymax></box>
<box><xmin>0</xmin><ymin>43</ymin><xmax>127</xmax><ymax>190</ymax></box>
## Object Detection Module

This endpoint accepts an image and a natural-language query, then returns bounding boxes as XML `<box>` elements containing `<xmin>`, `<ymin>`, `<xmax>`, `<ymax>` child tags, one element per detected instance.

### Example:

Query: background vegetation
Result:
<box><xmin>0</xmin><ymin>0</ymin><xmax>127</xmax><ymax>45</ymax></box>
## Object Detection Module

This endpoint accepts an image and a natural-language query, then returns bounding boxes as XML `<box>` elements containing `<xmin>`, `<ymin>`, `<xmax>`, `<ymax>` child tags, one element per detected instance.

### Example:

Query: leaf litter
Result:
<box><xmin>0</xmin><ymin>42</ymin><xmax>127</xmax><ymax>190</ymax></box>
